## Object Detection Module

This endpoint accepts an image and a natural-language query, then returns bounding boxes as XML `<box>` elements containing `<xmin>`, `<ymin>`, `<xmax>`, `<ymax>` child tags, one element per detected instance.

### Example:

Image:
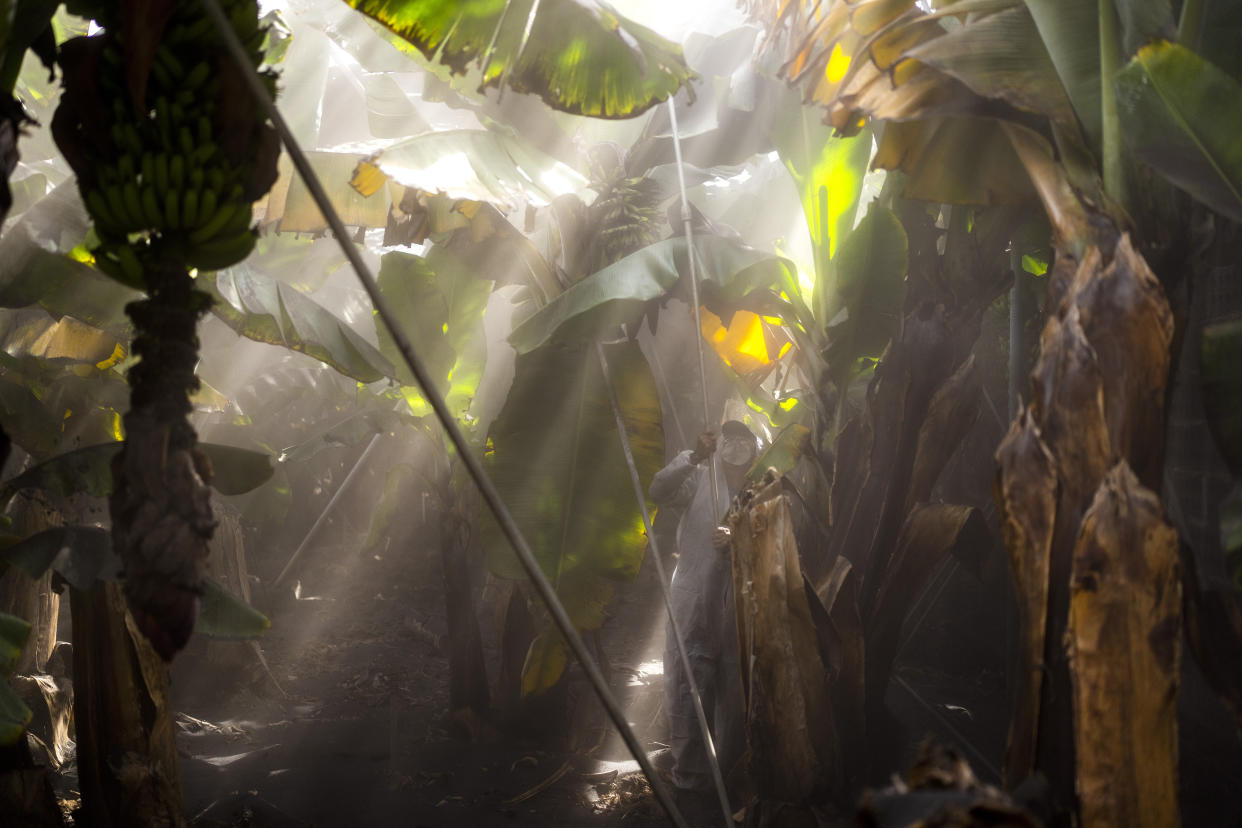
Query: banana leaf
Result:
<box><xmin>0</xmin><ymin>441</ymin><xmax>274</xmax><ymax>508</ymax></box>
<box><xmin>520</xmin><ymin>572</ymin><xmax>613</xmax><ymax>695</ymax></box>
<box><xmin>823</xmin><ymin>205</ymin><xmax>908</xmax><ymax>382</ymax></box>
<box><xmin>0</xmin><ymin>611</ymin><xmax>31</xmax><ymax>745</ymax></box>
<box><xmin>197</xmin><ymin>579</ymin><xmax>270</xmax><ymax>639</ymax></box>
<box><xmin>1023</xmin><ymin>0</ymin><xmax>1102</xmax><ymax>149</ymax></box>
<box><xmin>0</xmin><ymin>375</ymin><xmax>60</xmax><ymax>457</ymax></box>
<box><xmin>1115</xmin><ymin>40</ymin><xmax>1242</xmax><ymax>223</ymax></box>
<box><xmin>375</xmin><ymin>250</ymin><xmax>490</xmax><ymax>419</ymax></box>
<box><xmin>483</xmin><ymin>340</ymin><xmax>662</xmax><ymax>592</ymax></box>
<box><xmin>342</xmin><ymin>0</ymin><xmax>694</xmax><ymax>119</ymax></box>
<box><xmin>0</xmin><ymin>246</ymin><xmax>137</xmax><ymax>334</ymax></box>
<box><xmin>770</xmin><ymin>88</ymin><xmax>872</xmax><ymax>325</ymax></box>
<box><xmin>508</xmin><ymin>235</ymin><xmax>796</xmax><ymax>354</ymax></box>
<box><xmin>204</xmin><ymin>268</ymin><xmax>396</xmax><ymax>384</ymax></box>
<box><xmin>0</xmin><ymin>525</ymin><xmax>112</xmax><ymax>588</ymax></box>
<box><xmin>349</xmin><ymin>129</ymin><xmax>587</xmax><ymax>209</ymax></box>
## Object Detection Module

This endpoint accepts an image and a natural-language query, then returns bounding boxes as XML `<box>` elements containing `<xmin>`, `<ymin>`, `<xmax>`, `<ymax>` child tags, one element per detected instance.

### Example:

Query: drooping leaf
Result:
<box><xmin>204</xmin><ymin>268</ymin><xmax>396</xmax><ymax>383</ymax></box>
<box><xmin>824</xmin><ymin>205</ymin><xmax>908</xmax><ymax>380</ymax></box>
<box><xmin>903</xmin><ymin>5</ymin><xmax>1078</xmax><ymax>128</ymax></box>
<box><xmin>1023</xmin><ymin>0</ymin><xmax>1103</xmax><ymax>149</ymax></box>
<box><xmin>0</xmin><ymin>680</ymin><xmax>31</xmax><ymax>746</ymax></box>
<box><xmin>375</xmin><ymin>250</ymin><xmax>490</xmax><ymax>418</ymax></box>
<box><xmin>0</xmin><ymin>525</ymin><xmax>112</xmax><ymax>588</ymax></box>
<box><xmin>0</xmin><ymin>375</ymin><xmax>61</xmax><ymax>456</ymax></box>
<box><xmin>508</xmin><ymin>235</ymin><xmax>795</xmax><ymax>354</ymax></box>
<box><xmin>202</xmin><ymin>443</ymin><xmax>276</xmax><ymax>496</ymax></box>
<box><xmin>0</xmin><ymin>245</ymin><xmax>138</xmax><ymax>334</ymax></box>
<box><xmin>343</xmin><ymin>0</ymin><xmax>695</xmax><ymax>119</ymax></box>
<box><xmin>0</xmin><ymin>611</ymin><xmax>30</xmax><ymax>674</ymax></box>
<box><xmin>0</xmin><ymin>442</ymin><xmax>274</xmax><ymax>508</ymax></box>
<box><xmin>0</xmin><ymin>0</ymin><xmax>58</xmax><ymax>94</ymax></box>
<box><xmin>196</xmin><ymin>579</ymin><xmax>270</xmax><ymax>639</ymax></box>
<box><xmin>1115</xmin><ymin>40</ymin><xmax>1242</xmax><ymax>223</ymax></box>
<box><xmin>266</xmin><ymin>152</ymin><xmax>390</xmax><ymax>233</ymax></box>
<box><xmin>483</xmin><ymin>340</ymin><xmax>662</xmax><ymax>589</ymax></box>
<box><xmin>873</xmin><ymin>116</ymin><xmax>1036</xmax><ymax>205</ymax></box>
<box><xmin>0</xmin><ymin>312</ymin><xmax>124</xmax><ymax>365</ymax></box>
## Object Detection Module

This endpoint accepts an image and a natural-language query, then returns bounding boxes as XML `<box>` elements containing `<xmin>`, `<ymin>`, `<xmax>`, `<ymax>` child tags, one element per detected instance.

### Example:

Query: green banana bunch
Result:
<box><xmin>72</xmin><ymin>0</ymin><xmax>278</xmax><ymax>283</ymax></box>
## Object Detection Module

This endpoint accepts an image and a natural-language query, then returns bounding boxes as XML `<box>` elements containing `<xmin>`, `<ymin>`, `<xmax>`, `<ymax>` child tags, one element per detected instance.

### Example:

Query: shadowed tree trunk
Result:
<box><xmin>71</xmin><ymin>582</ymin><xmax>182</xmax><ymax>828</ymax></box>
<box><xmin>996</xmin><ymin>233</ymin><xmax>1180</xmax><ymax>824</ymax></box>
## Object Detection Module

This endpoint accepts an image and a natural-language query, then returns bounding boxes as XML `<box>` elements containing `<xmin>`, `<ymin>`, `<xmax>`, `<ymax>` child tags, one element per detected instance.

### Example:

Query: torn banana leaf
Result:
<box><xmin>343</xmin><ymin>0</ymin><xmax>695</xmax><ymax>119</ymax></box>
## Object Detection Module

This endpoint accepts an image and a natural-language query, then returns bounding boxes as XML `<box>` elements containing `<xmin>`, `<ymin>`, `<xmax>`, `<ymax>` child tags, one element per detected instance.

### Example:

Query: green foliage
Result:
<box><xmin>197</xmin><ymin>579</ymin><xmax>270</xmax><ymax>639</ymax></box>
<box><xmin>746</xmin><ymin>423</ymin><xmax>811</xmax><ymax>483</ymax></box>
<box><xmin>0</xmin><ymin>611</ymin><xmax>31</xmax><ymax>746</ymax></box>
<box><xmin>1115</xmin><ymin>40</ymin><xmax>1242</xmax><ymax>223</ymax></box>
<box><xmin>0</xmin><ymin>441</ymin><xmax>274</xmax><ymax>509</ymax></box>
<box><xmin>375</xmin><ymin>250</ymin><xmax>490</xmax><ymax>419</ymax></box>
<box><xmin>0</xmin><ymin>525</ymin><xmax>112</xmax><ymax>588</ymax></box>
<box><xmin>483</xmin><ymin>340</ymin><xmax>662</xmax><ymax>586</ymax></box>
<box><xmin>824</xmin><ymin>205</ymin><xmax>908</xmax><ymax>383</ymax></box>
<box><xmin>204</xmin><ymin>268</ymin><xmax>396</xmax><ymax>384</ymax></box>
<box><xmin>342</xmin><ymin>0</ymin><xmax>695</xmax><ymax>119</ymax></box>
<box><xmin>508</xmin><ymin>235</ymin><xmax>796</xmax><ymax>354</ymax></box>
<box><xmin>770</xmin><ymin>91</ymin><xmax>872</xmax><ymax>325</ymax></box>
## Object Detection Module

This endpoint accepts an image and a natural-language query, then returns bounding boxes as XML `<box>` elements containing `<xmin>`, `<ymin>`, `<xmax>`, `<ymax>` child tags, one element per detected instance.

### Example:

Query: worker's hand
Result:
<box><xmin>712</xmin><ymin>526</ymin><xmax>732</xmax><ymax>551</ymax></box>
<box><xmin>689</xmin><ymin>431</ymin><xmax>717</xmax><ymax>465</ymax></box>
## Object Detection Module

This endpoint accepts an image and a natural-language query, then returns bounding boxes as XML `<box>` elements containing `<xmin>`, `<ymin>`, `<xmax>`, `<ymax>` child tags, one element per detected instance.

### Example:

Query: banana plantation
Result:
<box><xmin>1</xmin><ymin>0</ymin><xmax>1241</xmax><ymax>825</ymax></box>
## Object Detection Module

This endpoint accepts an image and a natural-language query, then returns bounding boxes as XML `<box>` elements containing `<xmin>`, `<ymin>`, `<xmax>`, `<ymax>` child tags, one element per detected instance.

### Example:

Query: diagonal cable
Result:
<box><xmin>667</xmin><ymin>99</ymin><xmax>722</xmax><ymax>520</ymax></box>
<box><xmin>596</xmin><ymin>342</ymin><xmax>734</xmax><ymax>828</ymax></box>
<box><xmin>198</xmin><ymin>2</ymin><xmax>688</xmax><ymax>825</ymax></box>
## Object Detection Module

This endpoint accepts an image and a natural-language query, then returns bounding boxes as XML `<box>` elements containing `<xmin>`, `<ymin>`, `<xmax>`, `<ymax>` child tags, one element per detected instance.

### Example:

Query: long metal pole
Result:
<box><xmin>596</xmin><ymin>343</ymin><xmax>733</xmax><ymax>828</ymax></box>
<box><xmin>273</xmin><ymin>433</ymin><xmax>380</xmax><ymax>587</ymax></box>
<box><xmin>667</xmin><ymin>99</ymin><xmax>721</xmax><ymax>519</ymax></box>
<box><xmin>199</xmin><ymin>3</ymin><xmax>688</xmax><ymax>825</ymax></box>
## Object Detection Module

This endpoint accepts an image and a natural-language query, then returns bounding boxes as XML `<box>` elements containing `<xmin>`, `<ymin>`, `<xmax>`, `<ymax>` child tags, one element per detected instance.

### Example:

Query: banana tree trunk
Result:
<box><xmin>438</xmin><ymin>475</ymin><xmax>490</xmax><ymax>718</ymax></box>
<box><xmin>71</xmin><ymin>582</ymin><xmax>182</xmax><ymax>828</ymax></box>
<box><xmin>110</xmin><ymin>262</ymin><xmax>215</xmax><ymax>661</ymax></box>
<box><xmin>996</xmin><ymin>233</ymin><xmax>1180</xmax><ymax>826</ymax></box>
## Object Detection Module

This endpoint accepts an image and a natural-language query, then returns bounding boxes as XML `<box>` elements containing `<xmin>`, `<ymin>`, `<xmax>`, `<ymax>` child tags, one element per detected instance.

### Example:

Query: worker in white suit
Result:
<box><xmin>650</xmin><ymin>419</ymin><xmax>758</xmax><ymax>802</ymax></box>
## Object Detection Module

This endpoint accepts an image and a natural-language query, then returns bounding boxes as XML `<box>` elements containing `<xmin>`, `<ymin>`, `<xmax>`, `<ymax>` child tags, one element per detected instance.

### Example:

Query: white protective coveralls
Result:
<box><xmin>650</xmin><ymin>449</ymin><xmax>746</xmax><ymax>792</ymax></box>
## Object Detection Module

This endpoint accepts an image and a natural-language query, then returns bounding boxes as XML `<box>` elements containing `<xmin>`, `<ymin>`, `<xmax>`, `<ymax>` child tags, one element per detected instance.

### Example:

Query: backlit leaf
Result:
<box><xmin>343</xmin><ymin>0</ymin><xmax>694</xmax><ymax>119</ymax></box>
<box><xmin>205</xmin><ymin>268</ymin><xmax>396</xmax><ymax>383</ymax></box>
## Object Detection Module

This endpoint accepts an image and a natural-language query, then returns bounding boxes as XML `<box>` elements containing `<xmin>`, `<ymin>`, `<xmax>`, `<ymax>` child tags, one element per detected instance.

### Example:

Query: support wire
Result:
<box><xmin>667</xmin><ymin>99</ymin><xmax>722</xmax><ymax>519</ymax></box>
<box><xmin>199</xmin><ymin>2</ymin><xmax>688</xmax><ymax>824</ymax></box>
<box><xmin>596</xmin><ymin>342</ymin><xmax>733</xmax><ymax>828</ymax></box>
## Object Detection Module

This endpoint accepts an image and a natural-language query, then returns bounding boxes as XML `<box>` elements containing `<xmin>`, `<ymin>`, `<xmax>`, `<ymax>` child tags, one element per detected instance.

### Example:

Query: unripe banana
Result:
<box><xmin>184</xmin><ymin>61</ymin><xmax>210</xmax><ymax>91</ymax></box>
<box><xmin>197</xmin><ymin>117</ymin><xmax>213</xmax><ymax>147</ymax></box>
<box><xmin>179</xmin><ymin>126</ymin><xmax>195</xmax><ymax>156</ymax></box>
<box><xmin>183</xmin><ymin>188</ymin><xmax>200</xmax><ymax>228</ymax></box>
<box><xmin>154</xmin><ymin>154</ymin><xmax>170</xmax><ymax>199</ymax></box>
<box><xmin>117</xmin><ymin>153</ymin><xmax>136</xmax><ymax>181</ymax></box>
<box><xmin>114</xmin><ymin>244</ymin><xmax>144</xmax><ymax>285</ymax></box>
<box><xmin>104</xmin><ymin>185</ymin><xmax>133</xmax><ymax>232</ymax></box>
<box><xmin>196</xmin><ymin>188</ymin><xmax>219</xmax><ymax>230</ymax></box>
<box><xmin>192</xmin><ymin>142</ymin><xmax>217</xmax><ymax>166</ymax></box>
<box><xmin>165</xmin><ymin>190</ymin><xmax>182</xmax><ymax>230</ymax></box>
<box><xmin>190</xmin><ymin>167</ymin><xmax>205</xmax><ymax>190</ymax></box>
<box><xmin>141</xmin><ymin>153</ymin><xmax>155</xmax><ymax>187</ymax></box>
<box><xmin>190</xmin><ymin>200</ymin><xmax>234</xmax><ymax>243</ymax></box>
<box><xmin>187</xmin><ymin>229</ymin><xmax>256</xmax><ymax>272</ymax></box>
<box><xmin>170</xmin><ymin>155</ymin><xmax>185</xmax><ymax>190</ymax></box>
<box><xmin>141</xmin><ymin>186</ymin><xmax>164</xmax><ymax>228</ymax></box>
<box><xmin>85</xmin><ymin>189</ymin><xmax>123</xmax><ymax>235</ymax></box>
<box><xmin>122</xmin><ymin>182</ymin><xmax>145</xmax><ymax>229</ymax></box>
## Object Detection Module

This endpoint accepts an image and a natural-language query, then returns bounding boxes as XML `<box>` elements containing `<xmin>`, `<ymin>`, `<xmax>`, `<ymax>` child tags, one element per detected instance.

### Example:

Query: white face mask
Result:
<box><xmin>720</xmin><ymin>436</ymin><xmax>755</xmax><ymax>467</ymax></box>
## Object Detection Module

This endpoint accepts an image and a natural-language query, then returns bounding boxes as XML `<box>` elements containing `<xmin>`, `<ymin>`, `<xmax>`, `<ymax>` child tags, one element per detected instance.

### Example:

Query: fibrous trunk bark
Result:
<box><xmin>71</xmin><ymin>582</ymin><xmax>182</xmax><ymax>828</ymax></box>
<box><xmin>731</xmin><ymin>471</ymin><xmax>837</xmax><ymax>812</ymax></box>
<box><xmin>996</xmin><ymin>234</ymin><xmax>1179</xmax><ymax>825</ymax></box>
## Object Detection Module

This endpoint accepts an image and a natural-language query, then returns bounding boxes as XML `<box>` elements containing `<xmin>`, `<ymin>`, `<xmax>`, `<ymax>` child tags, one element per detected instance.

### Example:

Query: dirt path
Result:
<box><xmin>173</xmin><ymin>527</ymin><xmax>675</xmax><ymax>828</ymax></box>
